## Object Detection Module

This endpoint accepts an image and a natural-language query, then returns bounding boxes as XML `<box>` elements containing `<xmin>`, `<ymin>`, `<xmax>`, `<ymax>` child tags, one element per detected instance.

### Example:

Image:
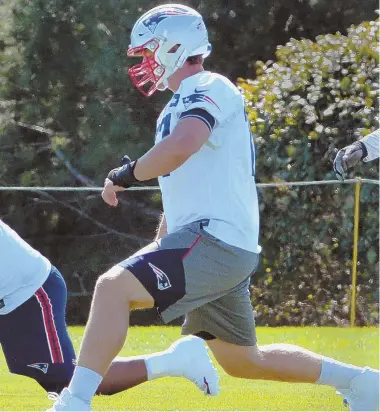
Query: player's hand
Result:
<box><xmin>102</xmin><ymin>178</ymin><xmax>125</xmax><ymax>207</ymax></box>
<box><xmin>333</xmin><ymin>141</ymin><xmax>366</xmax><ymax>180</ymax></box>
<box><xmin>102</xmin><ymin>155</ymin><xmax>138</xmax><ymax>206</ymax></box>
<box><xmin>107</xmin><ymin>156</ymin><xmax>138</xmax><ymax>187</ymax></box>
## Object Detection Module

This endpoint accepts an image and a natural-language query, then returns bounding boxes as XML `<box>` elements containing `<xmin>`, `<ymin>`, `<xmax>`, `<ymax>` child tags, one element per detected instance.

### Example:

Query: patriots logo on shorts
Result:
<box><xmin>148</xmin><ymin>262</ymin><xmax>172</xmax><ymax>290</ymax></box>
<box><xmin>27</xmin><ymin>362</ymin><xmax>49</xmax><ymax>374</ymax></box>
<box><xmin>143</xmin><ymin>7</ymin><xmax>190</xmax><ymax>33</ymax></box>
<box><xmin>182</xmin><ymin>93</ymin><xmax>221</xmax><ymax>111</ymax></box>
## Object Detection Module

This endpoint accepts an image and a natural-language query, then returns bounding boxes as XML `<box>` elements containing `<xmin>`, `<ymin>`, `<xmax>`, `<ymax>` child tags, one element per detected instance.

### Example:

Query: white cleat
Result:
<box><xmin>46</xmin><ymin>388</ymin><xmax>91</xmax><ymax>411</ymax></box>
<box><xmin>167</xmin><ymin>335</ymin><xmax>220</xmax><ymax>396</ymax></box>
<box><xmin>338</xmin><ymin>367</ymin><xmax>380</xmax><ymax>411</ymax></box>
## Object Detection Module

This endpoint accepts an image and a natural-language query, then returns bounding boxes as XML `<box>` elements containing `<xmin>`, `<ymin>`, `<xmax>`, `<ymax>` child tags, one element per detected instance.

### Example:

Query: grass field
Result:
<box><xmin>0</xmin><ymin>326</ymin><xmax>378</xmax><ymax>411</ymax></box>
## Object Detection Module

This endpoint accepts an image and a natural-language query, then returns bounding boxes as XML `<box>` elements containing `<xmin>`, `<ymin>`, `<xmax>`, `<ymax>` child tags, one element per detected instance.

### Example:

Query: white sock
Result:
<box><xmin>68</xmin><ymin>365</ymin><xmax>103</xmax><ymax>403</ymax></box>
<box><xmin>144</xmin><ymin>350</ymin><xmax>174</xmax><ymax>380</ymax></box>
<box><xmin>316</xmin><ymin>357</ymin><xmax>363</xmax><ymax>390</ymax></box>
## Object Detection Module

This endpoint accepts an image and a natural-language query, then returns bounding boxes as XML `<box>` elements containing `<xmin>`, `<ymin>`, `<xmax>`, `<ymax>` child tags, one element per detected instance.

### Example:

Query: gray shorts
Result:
<box><xmin>118</xmin><ymin>220</ymin><xmax>259</xmax><ymax>346</ymax></box>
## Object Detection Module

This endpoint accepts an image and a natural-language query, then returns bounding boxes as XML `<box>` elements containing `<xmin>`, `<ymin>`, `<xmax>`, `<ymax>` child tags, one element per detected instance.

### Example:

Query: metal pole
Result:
<box><xmin>350</xmin><ymin>178</ymin><xmax>361</xmax><ymax>327</ymax></box>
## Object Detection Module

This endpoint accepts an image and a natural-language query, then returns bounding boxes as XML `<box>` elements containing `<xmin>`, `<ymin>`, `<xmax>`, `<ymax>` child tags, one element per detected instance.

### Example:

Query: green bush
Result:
<box><xmin>239</xmin><ymin>20</ymin><xmax>379</xmax><ymax>325</ymax></box>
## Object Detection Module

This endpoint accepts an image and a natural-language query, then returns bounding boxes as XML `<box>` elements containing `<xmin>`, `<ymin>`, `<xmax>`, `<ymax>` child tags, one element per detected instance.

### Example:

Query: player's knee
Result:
<box><xmin>95</xmin><ymin>266</ymin><xmax>134</xmax><ymax>301</ymax></box>
<box><xmin>95</xmin><ymin>266</ymin><xmax>148</xmax><ymax>306</ymax></box>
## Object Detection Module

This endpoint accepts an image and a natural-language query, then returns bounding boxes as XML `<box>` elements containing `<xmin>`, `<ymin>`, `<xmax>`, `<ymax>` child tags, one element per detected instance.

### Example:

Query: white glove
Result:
<box><xmin>333</xmin><ymin>141</ymin><xmax>368</xmax><ymax>180</ymax></box>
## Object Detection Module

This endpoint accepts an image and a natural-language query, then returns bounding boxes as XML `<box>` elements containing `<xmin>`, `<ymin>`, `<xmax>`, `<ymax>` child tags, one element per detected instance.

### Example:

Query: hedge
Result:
<box><xmin>239</xmin><ymin>20</ymin><xmax>379</xmax><ymax>325</ymax></box>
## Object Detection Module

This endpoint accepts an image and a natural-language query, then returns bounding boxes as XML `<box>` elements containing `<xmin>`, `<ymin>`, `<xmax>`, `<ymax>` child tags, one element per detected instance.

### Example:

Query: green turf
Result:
<box><xmin>0</xmin><ymin>326</ymin><xmax>378</xmax><ymax>411</ymax></box>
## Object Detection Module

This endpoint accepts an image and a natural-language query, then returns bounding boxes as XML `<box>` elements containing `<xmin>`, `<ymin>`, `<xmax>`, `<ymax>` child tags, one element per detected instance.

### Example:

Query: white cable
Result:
<box><xmin>0</xmin><ymin>178</ymin><xmax>378</xmax><ymax>192</ymax></box>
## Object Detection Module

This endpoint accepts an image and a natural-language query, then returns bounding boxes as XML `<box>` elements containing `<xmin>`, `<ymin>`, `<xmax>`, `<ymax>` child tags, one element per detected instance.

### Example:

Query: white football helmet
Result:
<box><xmin>127</xmin><ymin>4</ymin><xmax>211</xmax><ymax>96</ymax></box>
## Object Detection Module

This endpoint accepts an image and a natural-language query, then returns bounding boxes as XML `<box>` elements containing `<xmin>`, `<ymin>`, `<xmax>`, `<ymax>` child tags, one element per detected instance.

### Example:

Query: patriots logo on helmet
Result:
<box><xmin>142</xmin><ymin>7</ymin><xmax>190</xmax><ymax>33</ymax></box>
<box><xmin>182</xmin><ymin>93</ymin><xmax>221</xmax><ymax>111</ymax></box>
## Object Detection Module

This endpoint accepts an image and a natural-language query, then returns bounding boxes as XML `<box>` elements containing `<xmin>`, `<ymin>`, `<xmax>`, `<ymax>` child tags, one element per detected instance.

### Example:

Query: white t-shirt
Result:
<box><xmin>0</xmin><ymin>220</ymin><xmax>51</xmax><ymax>314</ymax></box>
<box><xmin>155</xmin><ymin>71</ymin><xmax>261</xmax><ymax>253</ymax></box>
<box><xmin>361</xmin><ymin>129</ymin><xmax>379</xmax><ymax>162</ymax></box>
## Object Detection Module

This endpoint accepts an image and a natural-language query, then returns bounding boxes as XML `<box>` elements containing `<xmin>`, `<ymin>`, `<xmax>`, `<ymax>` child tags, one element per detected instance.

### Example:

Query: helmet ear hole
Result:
<box><xmin>187</xmin><ymin>55</ymin><xmax>204</xmax><ymax>65</ymax></box>
<box><xmin>168</xmin><ymin>44</ymin><xmax>181</xmax><ymax>54</ymax></box>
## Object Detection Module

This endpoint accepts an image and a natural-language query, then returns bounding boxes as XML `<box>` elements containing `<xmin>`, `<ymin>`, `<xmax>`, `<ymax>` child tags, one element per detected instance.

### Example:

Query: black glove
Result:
<box><xmin>333</xmin><ymin>141</ymin><xmax>368</xmax><ymax>180</ymax></box>
<box><xmin>106</xmin><ymin>155</ymin><xmax>139</xmax><ymax>188</ymax></box>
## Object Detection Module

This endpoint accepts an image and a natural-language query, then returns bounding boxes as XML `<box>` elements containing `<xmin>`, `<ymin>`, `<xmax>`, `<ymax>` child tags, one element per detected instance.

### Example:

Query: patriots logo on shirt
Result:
<box><xmin>143</xmin><ymin>7</ymin><xmax>190</xmax><ymax>33</ymax></box>
<box><xmin>182</xmin><ymin>93</ymin><xmax>221</xmax><ymax>111</ymax></box>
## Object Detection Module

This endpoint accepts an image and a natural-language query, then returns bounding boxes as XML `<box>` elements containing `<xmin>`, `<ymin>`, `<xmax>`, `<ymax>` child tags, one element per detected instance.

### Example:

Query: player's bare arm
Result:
<box><xmin>134</xmin><ymin>117</ymin><xmax>211</xmax><ymax>180</ymax></box>
<box><xmin>102</xmin><ymin>117</ymin><xmax>211</xmax><ymax>206</ymax></box>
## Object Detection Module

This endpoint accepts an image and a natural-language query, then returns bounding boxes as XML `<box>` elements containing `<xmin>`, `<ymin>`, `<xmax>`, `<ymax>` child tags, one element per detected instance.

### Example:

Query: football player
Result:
<box><xmin>49</xmin><ymin>4</ymin><xmax>379</xmax><ymax>411</ymax></box>
<box><xmin>334</xmin><ymin>128</ymin><xmax>379</xmax><ymax>180</ymax></box>
<box><xmin>0</xmin><ymin>219</ymin><xmax>76</xmax><ymax>394</ymax></box>
<box><xmin>0</xmin><ymin>219</ymin><xmax>209</xmax><ymax>398</ymax></box>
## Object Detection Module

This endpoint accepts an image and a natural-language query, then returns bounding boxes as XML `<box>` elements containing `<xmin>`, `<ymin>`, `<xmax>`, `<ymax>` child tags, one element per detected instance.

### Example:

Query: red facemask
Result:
<box><xmin>127</xmin><ymin>40</ymin><xmax>165</xmax><ymax>97</ymax></box>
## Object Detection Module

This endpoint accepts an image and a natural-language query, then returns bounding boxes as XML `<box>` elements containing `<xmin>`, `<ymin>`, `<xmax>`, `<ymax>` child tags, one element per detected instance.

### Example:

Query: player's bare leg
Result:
<box><xmin>100</xmin><ymin>354</ymin><xmax>201</xmax><ymax>395</ymax></box>
<box><xmin>48</xmin><ymin>265</ymin><xmax>219</xmax><ymax>411</ymax></box>
<box><xmin>76</xmin><ymin>266</ymin><xmax>152</xmax><ymax>376</ymax></box>
<box><xmin>208</xmin><ymin>339</ymin><xmax>322</xmax><ymax>382</ymax></box>
<box><xmin>96</xmin><ymin>357</ymin><xmax>148</xmax><ymax>394</ymax></box>
<box><xmin>208</xmin><ymin>339</ymin><xmax>379</xmax><ymax>411</ymax></box>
